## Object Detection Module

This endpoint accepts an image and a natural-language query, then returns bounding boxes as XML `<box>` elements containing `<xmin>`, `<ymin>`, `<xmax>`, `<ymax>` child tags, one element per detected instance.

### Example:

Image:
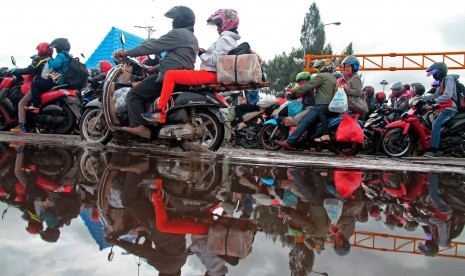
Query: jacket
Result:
<box><xmin>345</xmin><ymin>73</ymin><xmax>363</xmax><ymax>98</ymax></box>
<box><xmin>46</xmin><ymin>52</ymin><xmax>70</xmax><ymax>85</ymax></box>
<box><xmin>126</xmin><ymin>27</ymin><xmax>198</xmax><ymax>82</ymax></box>
<box><xmin>423</xmin><ymin>75</ymin><xmax>457</xmax><ymax>112</ymax></box>
<box><xmin>199</xmin><ymin>31</ymin><xmax>241</xmax><ymax>72</ymax></box>
<box><xmin>14</xmin><ymin>54</ymin><xmax>50</xmax><ymax>81</ymax></box>
<box><xmin>245</xmin><ymin>90</ymin><xmax>260</xmax><ymax>105</ymax></box>
<box><xmin>295</xmin><ymin>72</ymin><xmax>336</xmax><ymax>105</ymax></box>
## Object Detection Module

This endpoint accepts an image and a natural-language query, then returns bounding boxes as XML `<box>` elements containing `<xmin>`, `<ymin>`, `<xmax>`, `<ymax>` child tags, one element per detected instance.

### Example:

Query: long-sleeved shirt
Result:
<box><xmin>199</xmin><ymin>31</ymin><xmax>240</xmax><ymax>72</ymax></box>
<box><xmin>126</xmin><ymin>27</ymin><xmax>198</xmax><ymax>82</ymax></box>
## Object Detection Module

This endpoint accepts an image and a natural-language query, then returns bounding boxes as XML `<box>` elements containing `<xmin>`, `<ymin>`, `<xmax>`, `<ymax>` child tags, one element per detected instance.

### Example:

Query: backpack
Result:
<box><xmin>63</xmin><ymin>54</ymin><xmax>89</xmax><ymax>89</ymax></box>
<box><xmin>453</xmin><ymin>79</ymin><xmax>465</xmax><ymax>112</ymax></box>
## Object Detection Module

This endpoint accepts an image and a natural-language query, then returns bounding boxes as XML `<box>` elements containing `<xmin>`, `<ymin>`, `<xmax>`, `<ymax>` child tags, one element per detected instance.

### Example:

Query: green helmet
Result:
<box><xmin>296</xmin><ymin>71</ymin><xmax>311</xmax><ymax>82</ymax></box>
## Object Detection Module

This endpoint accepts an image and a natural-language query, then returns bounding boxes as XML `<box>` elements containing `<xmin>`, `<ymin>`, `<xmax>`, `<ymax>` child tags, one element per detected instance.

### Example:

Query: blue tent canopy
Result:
<box><xmin>85</xmin><ymin>26</ymin><xmax>144</xmax><ymax>69</ymax></box>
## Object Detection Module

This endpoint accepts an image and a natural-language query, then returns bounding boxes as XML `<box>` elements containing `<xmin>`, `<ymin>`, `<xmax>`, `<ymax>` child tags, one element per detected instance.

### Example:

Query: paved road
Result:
<box><xmin>1</xmin><ymin>131</ymin><xmax>465</xmax><ymax>174</ymax></box>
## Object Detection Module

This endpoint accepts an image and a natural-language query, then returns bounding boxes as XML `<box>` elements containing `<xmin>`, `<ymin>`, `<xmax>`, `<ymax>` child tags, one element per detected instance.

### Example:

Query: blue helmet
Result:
<box><xmin>342</xmin><ymin>55</ymin><xmax>360</xmax><ymax>72</ymax></box>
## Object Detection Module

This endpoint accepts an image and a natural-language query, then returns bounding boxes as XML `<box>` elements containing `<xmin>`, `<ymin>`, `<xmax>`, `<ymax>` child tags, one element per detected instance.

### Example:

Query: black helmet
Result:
<box><xmin>49</xmin><ymin>38</ymin><xmax>70</xmax><ymax>53</ymax></box>
<box><xmin>426</xmin><ymin>62</ymin><xmax>448</xmax><ymax>81</ymax></box>
<box><xmin>411</xmin><ymin>83</ymin><xmax>425</xmax><ymax>96</ymax></box>
<box><xmin>164</xmin><ymin>6</ymin><xmax>195</xmax><ymax>29</ymax></box>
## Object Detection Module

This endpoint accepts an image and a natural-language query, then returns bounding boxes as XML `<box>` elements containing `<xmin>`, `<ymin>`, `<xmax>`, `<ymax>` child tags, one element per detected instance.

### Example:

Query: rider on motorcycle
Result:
<box><xmin>409</xmin><ymin>83</ymin><xmax>426</xmax><ymax>106</ymax></box>
<box><xmin>275</xmin><ymin>59</ymin><xmax>337</xmax><ymax>149</ymax></box>
<box><xmin>29</xmin><ymin>38</ymin><xmax>71</xmax><ymax>112</ymax></box>
<box><xmin>362</xmin><ymin>86</ymin><xmax>377</xmax><ymax>117</ymax></box>
<box><xmin>422</xmin><ymin>62</ymin><xmax>459</xmax><ymax>157</ymax></box>
<box><xmin>10</xmin><ymin>42</ymin><xmax>54</xmax><ymax>133</ymax></box>
<box><xmin>141</xmin><ymin>8</ymin><xmax>241</xmax><ymax>125</ymax></box>
<box><xmin>387</xmin><ymin>82</ymin><xmax>409</xmax><ymax>122</ymax></box>
<box><xmin>113</xmin><ymin>6</ymin><xmax>198</xmax><ymax>139</ymax></box>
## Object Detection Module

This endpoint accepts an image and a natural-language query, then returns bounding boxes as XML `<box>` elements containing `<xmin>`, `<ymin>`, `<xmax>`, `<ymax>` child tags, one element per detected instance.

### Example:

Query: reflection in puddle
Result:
<box><xmin>0</xmin><ymin>141</ymin><xmax>464</xmax><ymax>275</ymax></box>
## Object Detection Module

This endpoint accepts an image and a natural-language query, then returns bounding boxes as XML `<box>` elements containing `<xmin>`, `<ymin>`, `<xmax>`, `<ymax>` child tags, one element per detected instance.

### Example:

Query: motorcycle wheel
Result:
<box><xmin>0</xmin><ymin>112</ymin><xmax>8</xmax><ymax>131</ymax></box>
<box><xmin>79</xmin><ymin>108</ymin><xmax>112</xmax><ymax>145</ymax></box>
<box><xmin>330</xmin><ymin>141</ymin><xmax>361</xmax><ymax>156</ymax></box>
<box><xmin>79</xmin><ymin>149</ymin><xmax>102</xmax><ymax>184</ymax></box>
<box><xmin>54</xmin><ymin>105</ymin><xmax>76</xmax><ymax>134</ymax></box>
<box><xmin>192</xmin><ymin>110</ymin><xmax>224</xmax><ymax>151</ymax></box>
<box><xmin>259</xmin><ymin>124</ymin><xmax>287</xmax><ymax>151</ymax></box>
<box><xmin>361</xmin><ymin>131</ymin><xmax>378</xmax><ymax>155</ymax></box>
<box><xmin>381</xmin><ymin>128</ymin><xmax>413</xmax><ymax>157</ymax></box>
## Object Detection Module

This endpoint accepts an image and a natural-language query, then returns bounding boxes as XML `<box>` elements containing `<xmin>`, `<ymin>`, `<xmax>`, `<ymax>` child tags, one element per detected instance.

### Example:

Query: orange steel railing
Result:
<box><xmin>326</xmin><ymin>231</ymin><xmax>465</xmax><ymax>260</ymax></box>
<box><xmin>304</xmin><ymin>52</ymin><xmax>465</xmax><ymax>73</ymax></box>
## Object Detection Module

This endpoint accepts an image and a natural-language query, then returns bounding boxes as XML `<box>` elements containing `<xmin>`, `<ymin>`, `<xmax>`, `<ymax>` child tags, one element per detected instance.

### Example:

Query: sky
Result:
<box><xmin>2</xmin><ymin>0</ymin><xmax>465</xmax><ymax>92</ymax></box>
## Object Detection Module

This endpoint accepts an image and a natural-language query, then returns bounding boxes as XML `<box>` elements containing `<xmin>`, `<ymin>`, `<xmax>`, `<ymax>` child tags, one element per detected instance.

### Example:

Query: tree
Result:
<box><xmin>263</xmin><ymin>2</ymin><xmax>354</xmax><ymax>92</ymax></box>
<box><xmin>262</xmin><ymin>49</ymin><xmax>304</xmax><ymax>92</ymax></box>
<box><xmin>300</xmin><ymin>2</ymin><xmax>328</xmax><ymax>56</ymax></box>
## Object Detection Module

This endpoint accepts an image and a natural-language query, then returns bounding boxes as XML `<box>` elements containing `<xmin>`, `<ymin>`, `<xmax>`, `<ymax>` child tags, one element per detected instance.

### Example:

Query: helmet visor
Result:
<box><xmin>426</xmin><ymin>69</ymin><xmax>438</xmax><ymax>77</ymax></box>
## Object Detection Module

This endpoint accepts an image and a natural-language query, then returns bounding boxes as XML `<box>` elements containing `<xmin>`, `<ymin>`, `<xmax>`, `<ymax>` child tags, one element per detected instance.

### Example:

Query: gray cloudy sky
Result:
<box><xmin>2</xmin><ymin>0</ymin><xmax>465</xmax><ymax>92</ymax></box>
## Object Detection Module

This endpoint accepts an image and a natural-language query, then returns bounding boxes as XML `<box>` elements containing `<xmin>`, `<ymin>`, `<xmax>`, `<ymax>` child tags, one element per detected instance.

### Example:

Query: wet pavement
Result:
<box><xmin>0</xmin><ymin>135</ymin><xmax>465</xmax><ymax>276</ymax></box>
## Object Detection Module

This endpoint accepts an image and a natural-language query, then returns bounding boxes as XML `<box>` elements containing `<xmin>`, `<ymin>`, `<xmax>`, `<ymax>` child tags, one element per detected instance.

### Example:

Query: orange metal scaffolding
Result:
<box><xmin>304</xmin><ymin>52</ymin><xmax>465</xmax><ymax>73</ymax></box>
<box><xmin>325</xmin><ymin>231</ymin><xmax>465</xmax><ymax>260</ymax></box>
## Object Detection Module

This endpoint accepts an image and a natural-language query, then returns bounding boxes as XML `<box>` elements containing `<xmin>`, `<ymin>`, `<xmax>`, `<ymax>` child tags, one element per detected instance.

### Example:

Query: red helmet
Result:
<box><xmin>36</xmin><ymin>42</ymin><xmax>53</xmax><ymax>57</ymax></box>
<box><xmin>98</xmin><ymin>60</ymin><xmax>113</xmax><ymax>73</ymax></box>
<box><xmin>375</xmin><ymin>92</ymin><xmax>386</xmax><ymax>102</ymax></box>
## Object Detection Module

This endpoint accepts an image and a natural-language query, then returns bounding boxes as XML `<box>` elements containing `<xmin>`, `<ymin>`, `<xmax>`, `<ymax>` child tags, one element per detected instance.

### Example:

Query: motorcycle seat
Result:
<box><xmin>50</xmin><ymin>84</ymin><xmax>69</xmax><ymax>90</ymax></box>
<box><xmin>181</xmin><ymin>82</ymin><xmax>270</xmax><ymax>93</ymax></box>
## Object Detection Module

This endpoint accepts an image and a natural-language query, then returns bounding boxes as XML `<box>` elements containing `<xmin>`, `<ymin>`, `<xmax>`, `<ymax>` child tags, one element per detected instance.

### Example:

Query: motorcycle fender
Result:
<box><xmin>62</xmin><ymin>97</ymin><xmax>81</xmax><ymax>118</ymax></box>
<box><xmin>205</xmin><ymin>106</ymin><xmax>225</xmax><ymax>123</ymax></box>
<box><xmin>84</xmin><ymin>98</ymin><xmax>102</xmax><ymax>109</ymax></box>
<box><xmin>386</xmin><ymin>120</ymin><xmax>410</xmax><ymax>135</ymax></box>
<box><xmin>41</xmin><ymin>104</ymin><xmax>62</xmax><ymax>113</ymax></box>
<box><xmin>447</xmin><ymin>118</ymin><xmax>465</xmax><ymax>134</ymax></box>
<box><xmin>263</xmin><ymin>119</ymin><xmax>278</xmax><ymax>126</ymax></box>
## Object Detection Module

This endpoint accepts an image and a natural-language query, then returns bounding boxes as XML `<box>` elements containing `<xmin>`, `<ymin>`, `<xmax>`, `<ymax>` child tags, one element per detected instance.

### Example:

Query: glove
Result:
<box><xmin>197</xmin><ymin>48</ymin><xmax>206</xmax><ymax>57</ymax></box>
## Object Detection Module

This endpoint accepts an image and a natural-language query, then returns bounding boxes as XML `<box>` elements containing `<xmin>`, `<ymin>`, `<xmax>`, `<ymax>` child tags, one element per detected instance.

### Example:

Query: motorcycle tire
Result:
<box><xmin>54</xmin><ymin>104</ymin><xmax>76</xmax><ymax>134</ymax></box>
<box><xmin>259</xmin><ymin>124</ymin><xmax>287</xmax><ymax>151</ymax></box>
<box><xmin>191</xmin><ymin>109</ymin><xmax>224</xmax><ymax>151</ymax></box>
<box><xmin>0</xmin><ymin>112</ymin><xmax>8</xmax><ymax>131</ymax></box>
<box><xmin>79</xmin><ymin>108</ymin><xmax>112</xmax><ymax>145</ymax></box>
<box><xmin>330</xmin><ymin>141</ymin><xmax>361</xmax><ymax>156</ymax></box>
<box><xmin>380</xmin><ymin>127</ymin><xmax>414</xmax><ymax>157</ymax></box>
<box><xmin>361</xmin><ymin>132</ymin><xmax>379</xmax><ymax>155</ymax></box>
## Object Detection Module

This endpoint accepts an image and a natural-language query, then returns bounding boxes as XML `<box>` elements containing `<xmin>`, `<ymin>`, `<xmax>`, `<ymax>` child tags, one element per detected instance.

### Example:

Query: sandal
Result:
<box><xmin>314</xmin><ymin>135</ymin><xmax>330</xmax><ymax>143</ymax></box>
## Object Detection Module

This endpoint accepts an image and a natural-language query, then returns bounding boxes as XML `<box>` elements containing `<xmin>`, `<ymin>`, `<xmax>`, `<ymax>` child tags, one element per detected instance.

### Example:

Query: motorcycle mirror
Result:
<box><xmin>120</xmin><ymin>34</ymin><xmax>126</xmax><ymax>46</ymax></box>
<box><xmin>81</xmin><ymin>53</ymin><xmax>86</xmax><ymax>59</ymax></box>
<box><xmin>10</xmin><ymin>56</ymin><xmax>17</xmax><ymax>67</ymax></box>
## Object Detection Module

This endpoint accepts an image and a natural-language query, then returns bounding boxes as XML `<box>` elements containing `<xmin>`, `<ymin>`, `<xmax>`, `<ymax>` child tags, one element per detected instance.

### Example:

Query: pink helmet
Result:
<box><xmin>207</xmin><ymin>9</ymin><xmax>239</xmax><ymax>31</ymax></box>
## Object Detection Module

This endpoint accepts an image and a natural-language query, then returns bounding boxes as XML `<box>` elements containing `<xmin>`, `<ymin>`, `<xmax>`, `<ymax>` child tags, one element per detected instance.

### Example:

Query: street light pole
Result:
<box><xmin>303</xmin><ymin>22</ymin><xmax>341</xmax><ymax>60</ymax></box>
<box><xmin>380</xmin><ymin>80</ymin><xmax>388</xmax><ymax>92</ymax></box>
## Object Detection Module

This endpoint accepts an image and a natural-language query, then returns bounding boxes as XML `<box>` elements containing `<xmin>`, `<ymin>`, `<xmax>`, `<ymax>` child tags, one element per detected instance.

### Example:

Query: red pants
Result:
<box><xmin>157</xmin><ymin>70</ymin><xmax>217</xmax><ymax>110</ymax></box>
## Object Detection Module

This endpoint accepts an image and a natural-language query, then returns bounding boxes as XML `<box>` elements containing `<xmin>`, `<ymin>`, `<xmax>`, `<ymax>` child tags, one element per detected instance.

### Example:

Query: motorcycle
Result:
<box><xmin>224</xmin><ymin>95</ymin><xmax>278</xmax><ymax>149</ymax></box>
<box><xmin>82</xmin><ymin>54</ymin><xmax>251</xmax><ymax>150</ymax></box>
<box><xmin>0</xmin><ymin>57</ymin><xmax>33</xmax><ymax>130</ymax></box>
<box><xmin>260</xmin><ymin>105</ymin><xmax>363</xmax><ymax>155</ymax></box>
<box><xmin>362</xmin><ymin>102</ymin><xmax>393</xmax><ymax>155</ymax></box>
<box><xmin>380</xmin><ymin>100</ymin><xmax>465</xmax><ymax>157</ymax></box>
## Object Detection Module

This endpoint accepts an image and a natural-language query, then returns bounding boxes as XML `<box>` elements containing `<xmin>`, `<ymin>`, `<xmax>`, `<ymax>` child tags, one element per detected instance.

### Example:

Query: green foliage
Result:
<box><xmin>262</xmin><ymin>1</ymin><xmax>354</xmax><ymax>92</ymax></box>
<box><xmin>262</xmin><ymin>49</ymin><xmax>303</xmax><ymax>92</ymax></box>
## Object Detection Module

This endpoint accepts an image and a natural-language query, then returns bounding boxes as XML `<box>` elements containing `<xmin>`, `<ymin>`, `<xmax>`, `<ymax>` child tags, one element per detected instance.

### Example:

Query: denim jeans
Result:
<box><xmin>428</xmin><ymin>173</ymin><xmax>452</xmax><ymax>213</ymax></box>
<box><xmin>287</xmin><ymin>105</ymin><xmax>327</xmax><ymax>145</ymax></box>
<box><xmin>431</xmin><ymin>109</ymin><xmax>457</xmax><ymax>149</ymax></box>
